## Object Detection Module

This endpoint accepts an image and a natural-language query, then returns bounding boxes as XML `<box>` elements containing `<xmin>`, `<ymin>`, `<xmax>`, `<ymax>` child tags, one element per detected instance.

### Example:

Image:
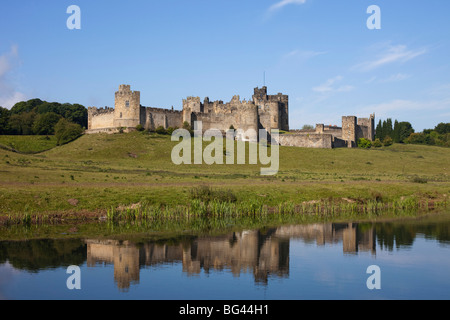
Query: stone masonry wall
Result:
<box><xmin>87</xmin><ymin>107</ymin><xmax>115</xmax><ymax>130</ymax></box>
<box><xmin>143</xmin><ymin>107</ymin><xmax>183</xmax><ymax>130</ymax></box>
<box><xmin>275</xmin><ymin>133</ymin><xmax>333</xmax><ymax>149</ymax></box>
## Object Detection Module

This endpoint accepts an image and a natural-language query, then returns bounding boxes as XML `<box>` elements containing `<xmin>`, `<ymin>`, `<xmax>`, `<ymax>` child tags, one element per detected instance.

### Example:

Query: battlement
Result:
<box><xmin>88</xmin><ymin>106</ymin><xmax>115</xmax><ymax>116</ymax></box>
<box><xmin>142</xmin><ymin>106</ymin><xmax>183</xmax><ymax>114</ymax></box>
<box><xmin>116</xmin><ymin>84</ymin><xmax>140</xmax><ymax>98</ymax></box>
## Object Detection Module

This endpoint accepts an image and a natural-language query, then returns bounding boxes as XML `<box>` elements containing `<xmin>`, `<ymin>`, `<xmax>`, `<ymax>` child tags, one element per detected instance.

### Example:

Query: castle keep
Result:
<box><xmin>87</xmin><ymin>84</ymin><xmax>374</xmax><ymax>148</ymax></box>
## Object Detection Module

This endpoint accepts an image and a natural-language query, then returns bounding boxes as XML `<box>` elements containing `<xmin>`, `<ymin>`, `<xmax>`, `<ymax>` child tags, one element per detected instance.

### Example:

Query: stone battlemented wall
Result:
<box><xmin>275</xmin><ymin>133</ymin><xmax>333</xmax><ymax>149</ymax></box>
<box><xmin>86</xmin><ymin>84</ymin><xmax>374</xmax><ymax>149</ymax></box>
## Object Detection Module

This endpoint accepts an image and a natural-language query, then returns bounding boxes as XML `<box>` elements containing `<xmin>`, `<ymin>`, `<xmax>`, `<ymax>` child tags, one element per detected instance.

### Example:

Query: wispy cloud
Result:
<box><xmin>354</xmin><ymin>44</ymin><xmax>427</xmax><ymax>72</ymax></box>
<box><xmin>0</xmin><ymin>44</ymin><xmax>26</xmax><ymax>109</ymax></box>
<box><xmin>268</xmin><ymin>0</ymin><xmax>307</xmax><ymax>12</ymax></box>
<box><xmin>312</xmin><ymin>76</ymin><xmax>354</xmax><ymax>93</ymax></box>
<box><xmin>282</xmin><ymin>49</ymin><xmax>326</xmax><ymax>60</ymax></box>
<box><xmin>360</xmin><ymin>97</ymin><xmax>450</xmax><ymax>120</ymax></box>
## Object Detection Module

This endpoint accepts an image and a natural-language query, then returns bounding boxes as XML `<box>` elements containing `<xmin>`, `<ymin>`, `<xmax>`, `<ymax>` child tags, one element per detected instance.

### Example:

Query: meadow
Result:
<box><xmin>0</xmin><ymin>131</ymin><xmax>448</xmax><ymax>224</ymax></box>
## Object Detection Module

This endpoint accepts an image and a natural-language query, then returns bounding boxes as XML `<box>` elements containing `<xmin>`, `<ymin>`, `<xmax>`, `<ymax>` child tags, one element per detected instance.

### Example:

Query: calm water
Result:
<box><xmin>1</xmin><ymin>213</ymin><xmax>449</xmax><ymax>300</ymax></box>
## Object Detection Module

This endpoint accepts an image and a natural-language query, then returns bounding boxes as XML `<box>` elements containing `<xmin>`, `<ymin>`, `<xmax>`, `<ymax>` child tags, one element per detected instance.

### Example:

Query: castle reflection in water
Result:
<box><xmin>86</xmin><ymin>223</ymin><xmax>375</xmax><ymax>291</ymax></box>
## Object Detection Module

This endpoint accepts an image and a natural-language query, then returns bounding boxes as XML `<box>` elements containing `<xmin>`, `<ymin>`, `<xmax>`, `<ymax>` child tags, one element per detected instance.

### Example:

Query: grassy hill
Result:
<box><xmin>0</xmin><ymin>131</ymin><xmax>448</xmax><ymax>217</ymax></box>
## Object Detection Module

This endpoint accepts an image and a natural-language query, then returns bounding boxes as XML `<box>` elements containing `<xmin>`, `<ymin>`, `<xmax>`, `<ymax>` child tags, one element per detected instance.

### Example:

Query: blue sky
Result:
<box><xmin>0</xmin><ymin>0</ymin><xmax>449</xmax><ymax>131</ymax></box>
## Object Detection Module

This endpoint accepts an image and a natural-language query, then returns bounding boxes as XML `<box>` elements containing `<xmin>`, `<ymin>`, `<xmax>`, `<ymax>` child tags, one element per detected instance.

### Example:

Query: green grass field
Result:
<box><xmin>0</xmin><ymin>131</ymin><xmax>448</xmax><ymax>218</ymax></box>
<box><xmin>0</xmin><ymin>135</ymin><xmax>58</xmax><ymax>154</ymax></box>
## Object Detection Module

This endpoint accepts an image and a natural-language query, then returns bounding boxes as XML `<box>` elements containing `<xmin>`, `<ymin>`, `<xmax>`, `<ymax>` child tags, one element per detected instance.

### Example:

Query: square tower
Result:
<box><xmin>113</xmin><ymin>85</ymin><xmax>141</xmax><ymax>128</ymax></box>
<box><xmin>342</xmin><ymin>116</ymin><xmax>357</xmax><ymax>148</ymax></box>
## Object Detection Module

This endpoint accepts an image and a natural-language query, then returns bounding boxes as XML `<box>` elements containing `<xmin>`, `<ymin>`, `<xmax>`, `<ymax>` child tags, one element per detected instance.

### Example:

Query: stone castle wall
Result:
<box><xmin>142</xmin><ymin>107</ymin><xmax>183</xmax><ymax>131</ymax></box>
<box><xmin>275</xmin><ymin>133</ymin><xmax>333</xmax><ymax>149</ymax></box>
<box><xmin>186</xmin><ymin>95</ymin><xmax>259</xmax><ymax>134</ymax></box>
<box><xmin>86</xmin><ymin>84</ymin><xmax>374</xmax><ymax>149</ymax></box>
<box><xmin>87</xmin><ymin>107</ymin><xmax>115</xmax><ymax>130</ymax></box>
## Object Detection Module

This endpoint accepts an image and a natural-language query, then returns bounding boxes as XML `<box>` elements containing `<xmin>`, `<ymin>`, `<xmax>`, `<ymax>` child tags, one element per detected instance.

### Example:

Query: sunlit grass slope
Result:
<box><xmin>0</xmin><ymin>131</ymin><xmax>448</xmax><ymax>215</ymax></box>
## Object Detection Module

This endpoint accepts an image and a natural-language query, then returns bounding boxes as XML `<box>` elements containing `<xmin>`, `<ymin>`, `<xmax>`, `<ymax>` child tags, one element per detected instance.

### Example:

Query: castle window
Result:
<box><xmin>125</xmin><ymin>100</ymin><xmax>130</xmax><ymax>108</ymax></box>
<box><xmin>120</xmin><ymin>112</ymin><xmax>122</xmax><ymax>118</ymax></box>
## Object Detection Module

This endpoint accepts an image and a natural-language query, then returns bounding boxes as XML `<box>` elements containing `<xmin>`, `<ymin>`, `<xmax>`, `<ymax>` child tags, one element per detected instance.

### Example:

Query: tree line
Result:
<box><xmin>374</xmin><ymin>119</ymin><xmax>449</xmax><ymax>147</ymax></box>
<box><xmin>0</xmin><ymin>99</ymin><xmax>87</xmax><ymax>145</ymax></box>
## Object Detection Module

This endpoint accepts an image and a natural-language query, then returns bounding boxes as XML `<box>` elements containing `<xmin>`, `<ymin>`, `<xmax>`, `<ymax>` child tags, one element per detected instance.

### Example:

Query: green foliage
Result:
<box><xmin>0</xmin><ymin>106</ymin><xmax>11</xmax><ymax>134</ymax></box>
<box><xmin>302</xmin><ymin>124</ymin><xmax>314</xmax><ymax>130</ymax></box>
<box><xmin>32</xmin><ymin>112</ymin><xmax>62</xmax><ymax>135</ymax></box>
<box><xmin>190</xmin><ymin>185</ymin><xmax>237</xmax><ymax>203</ymax></box>
<box><xmin>373</xmin><ymin>138</ymin><xmax>382</xmax><ymax>148</ymax></box>
<box><xmin>357</xmin><ymin>138</ymin><xmax>372</xmax><ymax>149</ymax></box>
<box><xmin>383</xmin><ymin>136</ymin><xmax>393</xmax><ymax>147</ymax></box>
<box><xmin>54</xmin><ymin>119</ymin><xmax>83</xmax><ymax>145</ymax></box>
<box><xmin>8</xmin><ymin>111</ymin><xmax>36</xmax><ymax>135</ymax></box>
<box><xmin>5</xmin><ymin>99</ymin><xmax>88</xmax><ymax>135</ymax></box>
<box><xmin>405</xmin><ymin>123</ymin><xmax>450</xmax><ymax>147</ymax></box>
<box><xmin>434</xmin><ymin>123</ymin><xmax>450</xmax><ymax>135</ymax></box>
<box><xmin>155</xmin><ymin>126</ymin><xmax>167</xmax><ymax>135</ymax></box>
<box><xmin>182</xmin><ymin>121</ymin><xmax>194</xmax><ymax>136</ymax></box>
<box><xmin>135</xmin><ymin>124</ymin><xmax>144</xmax><ymax>132</ymax></box>
<box><xmin>395</xmin><ymin>121</ymin><xmax>414</xmax><ymax>143</ymax></box>
<box><xmin>166</xmin><ymin>127</ymin><xmax>176</xmax><ymax>135</ymax></box>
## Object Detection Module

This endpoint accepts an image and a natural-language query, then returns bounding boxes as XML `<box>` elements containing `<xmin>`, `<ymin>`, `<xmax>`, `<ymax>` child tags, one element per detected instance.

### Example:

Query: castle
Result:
<box><xmin>87</xmin><ymin>84</ymin><xmax>374</xmax><ymax>148</ymax></box>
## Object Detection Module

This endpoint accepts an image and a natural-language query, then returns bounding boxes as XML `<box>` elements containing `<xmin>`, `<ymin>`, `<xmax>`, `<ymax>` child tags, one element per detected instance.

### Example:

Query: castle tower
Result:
<box><xmin>252</xmin><ymin>87</ymin><xmax>289</xmax><ymax>132</ymax></box>
<box><xmin>113</xmin><ymin>84</ymin><xmax>141</xmax><ymax>128</ymax></box>
<box><xmin>342</xmin><ymin>116</ymin><xmax>357</xmax><ymax>148</ymax></box>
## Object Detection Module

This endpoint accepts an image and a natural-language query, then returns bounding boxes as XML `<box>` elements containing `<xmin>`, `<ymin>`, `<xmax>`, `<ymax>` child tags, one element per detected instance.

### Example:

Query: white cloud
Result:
<box><xmin>268</xmin><ymin>0</ymin><xmax>307</xmax><ymax>13</ymax></box>
<box><xmin>354</xmin><ymin>44</ymin><xmax>427</xmax><ymax>72</ymax></box>
<box><xmin>282</xmin><ymin>49</ymin><xmax>326</xmax><ymax>60</ymax></box>
<box><xmin>312</xmin><ymin>76</ymin><xmax>354</xmax><ymax>93</ymax></box>
<box><xmin>380</xmin><ymin>73</ymin><xmax>411</xmax><ymax>83</ymax></box>
<box><xmin>360</xmin><ymin>98</ymin><xmax>450</xmax><ymax>119</ymax></box>
<box><xmin>0</xmin><ymin>44</ymin><xmax>26</xmax><ymax>109</ymax></box>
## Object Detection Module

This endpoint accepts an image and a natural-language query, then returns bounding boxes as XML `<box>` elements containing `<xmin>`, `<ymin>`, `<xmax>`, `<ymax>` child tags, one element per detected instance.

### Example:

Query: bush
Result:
<box><xmin>136</xmin><ymin>124</ymin><xmax>144</xmax><ymax>132</ymax></box>
<box><xmin>166</xmin><ymin>127</ymin><xmax>176</xmax><ymax>135</ymax></box>
<box><xmin>372</xmin><ymin>138</ymin><xmax>382</xmax><ymax>148</ymax></box>
<box><xmin>357</xmin><ymin>138</ymin><xmax>372</xmax><ymax>149</ymax></box>
<box><xmin>190</xmin><ymin>185</ymin><xmax>237</xmax><ymax>203</ymax></box>
<box><xmin>155</xmin><ymin>126</ymin><xmax>167</xmax><ymax>135</ymax></box>
<box><xmin>55</xmin><ymin>119</ymin><xmax>83</xmax><ymax>145</ymax></box>
<box><xmin>383</xmin><ymin>136</ymin><xmax>393</xmax><ymax>147</ymax></box>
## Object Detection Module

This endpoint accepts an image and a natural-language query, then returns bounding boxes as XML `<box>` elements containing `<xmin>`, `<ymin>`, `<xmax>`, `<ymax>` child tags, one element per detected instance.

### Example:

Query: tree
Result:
<box><xmin>435</xmin><ymin>123</ymin><xmax>450</xmax><ymax>135</ymax></box>
<box><xmin>397</xmin><ymin>122</ymin><xmax>414</xmax><ymax>142</ymax></box>
<box><xmin>302</xmin><ymin>124</ymin><xmax>314</xmax><ymax>130</ymax></box>
<box><xmin>8</xmin><ymin>111</ymin><xmax>36</xmax><ymax>135</ymax></box>
<box><xmin>10</xmin><ymin>99</ymin><xmax>43</xmax><ymax>114</ymax></box>
<box><xmin>0</xmin><ymin>107</ymin><xmax>11</xmax><ymax>134</ymax></box>
<box><xmin>392</xmin><ymin>120</ymin><xmax>400</xmax><ymax>143</ymax></box>
<box><xmin>54</xmin><ymin>118</ymin><xmax>83</xmax><ymax>145</ymax></box>
<box><xmin>32</xmin><ymin>112</ymin><xmax>62</xmax><ymax>135</ymax></box>
<box><xmin>375</xmin><ymin>120</ymin><xmax>383</xmax><ymax>140</ymax></box>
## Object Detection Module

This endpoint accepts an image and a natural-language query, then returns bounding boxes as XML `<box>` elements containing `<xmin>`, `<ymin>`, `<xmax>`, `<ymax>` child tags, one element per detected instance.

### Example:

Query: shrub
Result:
<box><xmin>136</xmin><ymin>124</ymin><xmax>144</xmax><ymax>132</ymax></box>
<box><xmin>190</xmin><ymin>185</ymin><xmax>237</xmax><ymax>203</ymax></box>
<box><xmin>372</xmin><ymin>138</ymin><xmax>382</xmax><ymax>148</ymax></box>
<box><xmin>155</xmin><ymin>126</ymin><xmax>167</xmax><ymax>135</ymax></box>
<box><xmin>55</xmin><ymin>119</ymin><xmax>83</xmax><ymax>145</ymax></box>
<box><xmin>411</xmin><ymin>176</ymin><xmax>427</xmax><ymax>184</ymax></box>
<box><xmin>383</xmin><ymin>136</ymin><xmax>393</xmax><ymax>147</ymax></box>
<box><xmin>166</xmin><ymin>127</ymin><xmax>176</xmax><ymax>135</ymax></box>
<box><xmin>357</xmin><ymin>138</ymin><xmax>372</xmax><ymax>149</ymax></box>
